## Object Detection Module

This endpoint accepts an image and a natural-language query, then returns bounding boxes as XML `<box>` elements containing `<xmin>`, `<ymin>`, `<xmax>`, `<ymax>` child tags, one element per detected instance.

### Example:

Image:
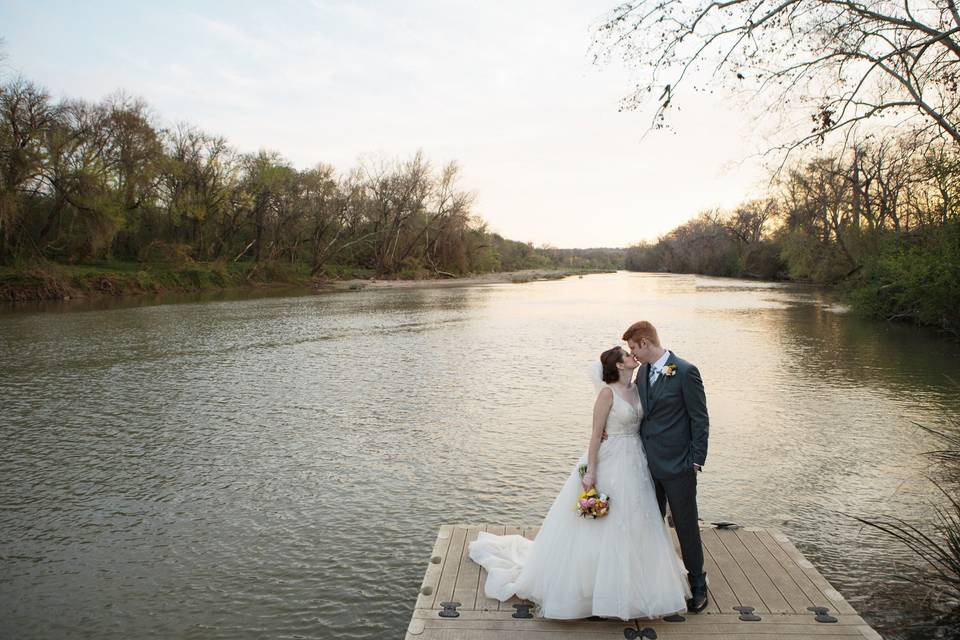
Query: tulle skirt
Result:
<box><xmin>468</xmin><ymin>434</ymin><xmax>691</xmax><ymax>620</ymax></box>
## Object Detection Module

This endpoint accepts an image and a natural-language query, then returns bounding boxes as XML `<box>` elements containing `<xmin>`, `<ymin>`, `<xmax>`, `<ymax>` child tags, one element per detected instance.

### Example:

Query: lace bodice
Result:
<box><xmin>604</xmin><ymin>386</ymin><xmax>643</xmax><ymax>435</ymax></box>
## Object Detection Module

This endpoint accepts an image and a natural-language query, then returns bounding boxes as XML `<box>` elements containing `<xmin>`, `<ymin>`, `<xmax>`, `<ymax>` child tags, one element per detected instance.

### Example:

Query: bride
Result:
<box><xmin>468</xmin><ymin>346</ymin><xmax>691</xmax><ymax>620</ymax></box>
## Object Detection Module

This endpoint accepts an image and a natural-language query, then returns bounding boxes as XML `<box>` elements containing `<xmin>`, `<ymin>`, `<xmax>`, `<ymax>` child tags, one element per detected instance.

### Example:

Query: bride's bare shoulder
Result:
<box><xmin>595</xmin><ymin>386</ymin><xmax>613</xmax><ymax>404</ymax></box>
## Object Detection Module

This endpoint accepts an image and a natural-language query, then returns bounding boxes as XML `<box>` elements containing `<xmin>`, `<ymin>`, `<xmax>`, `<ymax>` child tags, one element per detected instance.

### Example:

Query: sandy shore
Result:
<box><xmin>315</xmin><ymin>269</ymin><xmax>595</xmax><ymax>292</ymax></box>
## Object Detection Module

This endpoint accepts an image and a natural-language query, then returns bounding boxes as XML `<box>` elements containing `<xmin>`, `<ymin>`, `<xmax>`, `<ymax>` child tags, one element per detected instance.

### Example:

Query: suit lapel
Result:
<box><xmin>639</xmin><ymin>363</ymin><xmax>651</xmax><ymax>416</ymax></box>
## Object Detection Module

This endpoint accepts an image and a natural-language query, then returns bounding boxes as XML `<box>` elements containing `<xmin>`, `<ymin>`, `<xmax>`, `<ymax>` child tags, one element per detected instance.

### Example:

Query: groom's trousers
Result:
<box><xmin>654</xmin><ymin>473</ymin><xmax>706</xmax><ymax>588</ymax></box>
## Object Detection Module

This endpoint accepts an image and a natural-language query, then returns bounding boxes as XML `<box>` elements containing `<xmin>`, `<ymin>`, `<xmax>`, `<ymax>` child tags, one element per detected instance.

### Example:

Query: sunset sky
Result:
<box><xmin>1</xmin><ymin>0</ymin><xmax>770</xmax><ymax>248</ymax></box>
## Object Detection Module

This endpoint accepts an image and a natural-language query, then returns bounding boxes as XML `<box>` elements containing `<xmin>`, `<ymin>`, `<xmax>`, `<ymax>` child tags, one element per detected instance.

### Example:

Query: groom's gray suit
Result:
<box><xmin>637</xmin><ymin>352</ymin><xmax>708</xmax><ymax>592</ymax></box>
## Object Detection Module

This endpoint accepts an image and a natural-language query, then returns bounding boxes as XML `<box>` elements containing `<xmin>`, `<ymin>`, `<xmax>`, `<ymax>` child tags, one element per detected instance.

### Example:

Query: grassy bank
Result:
<box><xmin>0</xmin><ymin>260</ymin><xmax>318</xmax><ymax>303</ymax></box>
<box><xmin>0</xmin><ymin>261</ymin><xmax>611</xmax><ymax>303</ymax></box>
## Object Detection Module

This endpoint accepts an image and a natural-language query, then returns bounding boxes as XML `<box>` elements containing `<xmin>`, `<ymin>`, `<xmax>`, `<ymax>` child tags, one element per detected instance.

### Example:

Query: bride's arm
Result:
<box><xmin>582</xmin><ymin>387</ymin><xmax>613</xmax><ymax>490</ymax></box>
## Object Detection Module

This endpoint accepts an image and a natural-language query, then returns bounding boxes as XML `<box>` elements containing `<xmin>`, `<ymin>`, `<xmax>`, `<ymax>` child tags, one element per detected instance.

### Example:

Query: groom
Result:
<box><xmin>623</xmin><ymin>320</ymin><xmax>709</xmax><ymax>613</ymax></box>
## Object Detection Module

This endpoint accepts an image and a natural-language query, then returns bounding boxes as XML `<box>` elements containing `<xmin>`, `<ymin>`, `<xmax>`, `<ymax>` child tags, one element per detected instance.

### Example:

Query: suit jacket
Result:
<box><xmin>637</xmin><ymin>352</ymin><xmax>709</xmax><ymax>480</ymax></box>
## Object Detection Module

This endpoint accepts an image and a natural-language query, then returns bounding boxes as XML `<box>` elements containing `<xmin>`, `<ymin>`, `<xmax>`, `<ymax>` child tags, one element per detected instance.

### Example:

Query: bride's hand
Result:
<box><xmin>581</xmin><ymin>473</ymin><xmax>595</xmax><ymax>491</ymax></box>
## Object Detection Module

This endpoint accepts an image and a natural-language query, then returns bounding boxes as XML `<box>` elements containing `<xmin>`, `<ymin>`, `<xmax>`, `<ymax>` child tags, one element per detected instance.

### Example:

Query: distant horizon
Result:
<box><xmin>0</xmin><ymin>1</ymin><xmax>769</xmax><ymax>248</ymax></box>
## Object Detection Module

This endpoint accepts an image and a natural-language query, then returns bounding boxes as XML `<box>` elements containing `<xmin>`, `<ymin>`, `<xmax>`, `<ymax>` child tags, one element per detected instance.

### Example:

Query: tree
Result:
<box><xmin>413</xmin><ymin>160</ymin><xmax>474</xmax><ymax>274</ymax></box>
<box><xmin>238</xmin><ymin>150</ymin><xmax>295</xmax><ymax>263</ymax></box>
<box><xmin>0</xmin><ymin>78</ymin><xmax>58</xmax><ymax>261</ymax></box>
<box><xmin>362</xmin><ymin>151</ymin><xmax>432</xmax><ymax>274</ymax></box>
<box><xmin>159</xmin><ymin>124</ymin><xmax>236</xmax><ymax>258</ymax></box>
<box><xmin>297</xmin><ymin>163</ymin><xmax>344</xmax><ymax>273</ymax></box>
<box><xmin>597</xmin><ymin>0</ymin><xmax>960</xmax><ymax>151</ymax></box>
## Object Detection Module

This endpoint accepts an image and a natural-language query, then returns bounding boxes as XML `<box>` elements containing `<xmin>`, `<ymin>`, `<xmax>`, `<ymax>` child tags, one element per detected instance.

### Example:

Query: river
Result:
<box><xmin>1</xmin><ymin>271</ymin><xmax>957</xmax><ymax>639</ymax></box>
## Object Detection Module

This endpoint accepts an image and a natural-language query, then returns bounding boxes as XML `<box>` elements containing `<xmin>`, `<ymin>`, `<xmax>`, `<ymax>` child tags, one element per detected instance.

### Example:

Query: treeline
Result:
<box><xmin>475</xmin><ymin>242</ymin><xmax>625</xmax><ymax>272</ymax></box>
<box><xmin>0</xmin><ymin>76</ymin><xmax>577</xmax><ymax>280</ymax></box>
<box><xmin>626</xmin><ymin>138</ymin><xmax>960</xmax><ymax>336</ymax></box>
<box><xmin>539</xmin><ymin>247</ymin><xmax>625</xmax><ymax>271</ymax></box>
<box><xmin>625</xmin><ymin>200</ymin><xmax>783</xmax><ymax>280</ymax></box>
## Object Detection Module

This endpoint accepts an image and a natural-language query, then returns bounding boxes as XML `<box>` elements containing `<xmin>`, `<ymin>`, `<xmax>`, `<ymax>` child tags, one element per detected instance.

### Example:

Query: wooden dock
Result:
<box><xmin>406</xmin><ymin>524</ymin><xmax>882</xmax><ymax>639</ymax></box>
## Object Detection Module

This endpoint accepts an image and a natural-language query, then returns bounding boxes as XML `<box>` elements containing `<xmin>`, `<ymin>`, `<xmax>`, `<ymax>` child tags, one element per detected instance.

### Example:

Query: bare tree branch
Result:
<box><xmin>596</xmin><ymin>0</ymin><xmax>960</xmax><ymax>155</ymax></box>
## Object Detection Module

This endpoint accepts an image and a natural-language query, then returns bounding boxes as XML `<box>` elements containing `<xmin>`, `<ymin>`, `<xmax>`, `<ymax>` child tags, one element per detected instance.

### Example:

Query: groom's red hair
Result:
<box><xmin>622</xmin><ymin>321</ymin><xmax>660</xmax><ymax>347</ymax></box>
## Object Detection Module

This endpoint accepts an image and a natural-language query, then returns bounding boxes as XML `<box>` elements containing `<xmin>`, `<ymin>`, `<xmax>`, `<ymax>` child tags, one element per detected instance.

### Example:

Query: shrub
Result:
<box><xmin>138</xmin><ymin>241</ymin><xmax>195</xmax><ymax>264</ymax></box>
<box><xmin>851</xmin><ymin>222</ymin><xmax>960</xmax><ymax>335</ymax></box>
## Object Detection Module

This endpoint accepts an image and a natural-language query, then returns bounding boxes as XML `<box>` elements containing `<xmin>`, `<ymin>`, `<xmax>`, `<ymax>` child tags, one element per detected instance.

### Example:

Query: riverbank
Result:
<box><xmin>626</xmin><ymin>265</ymin><xmax>958</xmax><ymax>340</ymax></box>
<box><xmin>316</xmin><ymin>269</ymin><xmax>594</xmax><ymax>292</ymax></box>
<box><xmin>0</xmin><ymin>261</ymin><xmax>604</xmax><ymax>304</ymax></box>
<box><xmin>0</xmin><ymin>261</ymin><xmax>311</xmax><ymax>303</ymax></box>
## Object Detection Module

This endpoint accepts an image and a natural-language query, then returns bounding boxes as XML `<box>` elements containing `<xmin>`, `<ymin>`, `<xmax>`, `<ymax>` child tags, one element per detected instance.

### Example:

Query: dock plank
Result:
<box><xmin>662</xmin><ymin>527</ymin><xmax>724</xmax><ymax>614</ymax></box>
<box><xmin>701</xmin><ymin>527</ymin><xmax>764</xmax><ymax>610</ymax></box>
<box><xmin>435</xmin><ymin>525</ymin><xmax>468</xmax><ymax>608</ymax></box>
<box><xmin>452</xmin><ymin>525</ymin><xmax>484</xmax><ymax>611</ymax></box>
<box><xmin>417</xmin><ymin>525</ymin><xmax>454</xmax><ymax>611</ymax></box>
<box><xmin>737</xmin><ymin>528</ymin><xmax>813</xmax><ymax>613</ymax></box>
<box><xmin>717</xmin><ymin>527</ymin><xmax>792</xmax><ymax>613</ymax></box>
<box><xmin>700</xmin><ymin>533</ymin><xmax>738</xmax><ymax>613</ymax></box>
<box><xmin>753</xmin><ymin>529</ymin><xmax>829</xmax><ymax>607</ymax></box>
<box><xmin>769</xmin><ymin>530</ymin><xmax>856</xmax><ymax>615</ymax></box>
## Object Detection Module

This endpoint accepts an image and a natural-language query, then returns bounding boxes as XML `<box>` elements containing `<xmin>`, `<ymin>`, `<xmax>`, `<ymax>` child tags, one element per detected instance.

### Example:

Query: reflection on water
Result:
<box><xmin>1</xmin><ymin>272</ymin><xmax>958</xmax><ymax>639</ymax></box>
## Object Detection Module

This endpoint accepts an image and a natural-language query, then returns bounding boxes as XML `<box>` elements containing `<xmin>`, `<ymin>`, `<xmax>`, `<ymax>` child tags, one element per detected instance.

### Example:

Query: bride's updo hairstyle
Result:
<box><xmin>600</xmin><ymin>347</ymin><xmax>624</xmax><ymax>384</ymax></box>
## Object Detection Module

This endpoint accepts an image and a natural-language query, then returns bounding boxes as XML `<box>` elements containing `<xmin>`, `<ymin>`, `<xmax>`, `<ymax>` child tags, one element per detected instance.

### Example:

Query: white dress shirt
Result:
<box><xmin>648</xmin><ymin>350</ymin><xmax>671</xmax><ymax>386</ymax></box>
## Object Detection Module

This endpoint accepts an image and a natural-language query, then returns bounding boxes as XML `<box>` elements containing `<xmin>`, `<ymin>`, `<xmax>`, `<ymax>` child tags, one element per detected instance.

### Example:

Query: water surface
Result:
<box><xmin>1</xmin><ymin>272</ymin><xmax>957</xmax><ymax>639</ymax></box>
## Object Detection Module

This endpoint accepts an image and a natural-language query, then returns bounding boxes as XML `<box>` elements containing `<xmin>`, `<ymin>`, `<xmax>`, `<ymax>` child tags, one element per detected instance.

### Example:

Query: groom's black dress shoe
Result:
<box><xmin>687</xmin><ymin>590</ymin><xmax>709</xmax><ymax>613</ymax></box>
<box><xmin>686</xmin><ymin>572</ymin><xmax>708</xmax><ymax>613</ymax></box>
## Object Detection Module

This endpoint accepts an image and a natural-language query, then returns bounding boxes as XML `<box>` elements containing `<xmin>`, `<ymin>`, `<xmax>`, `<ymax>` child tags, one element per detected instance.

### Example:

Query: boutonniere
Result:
<box><xmin>662</xmin><ymin>363</ymin><xmax>678</xmax><ymax>377</ymax></box>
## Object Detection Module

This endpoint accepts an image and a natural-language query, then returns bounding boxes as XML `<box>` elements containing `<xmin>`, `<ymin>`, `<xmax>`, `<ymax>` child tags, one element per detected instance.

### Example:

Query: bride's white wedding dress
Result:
<box><xmin>468</xmin><ymin>383</ymin><xmax>691</xmax><ymax>620</ymax></box>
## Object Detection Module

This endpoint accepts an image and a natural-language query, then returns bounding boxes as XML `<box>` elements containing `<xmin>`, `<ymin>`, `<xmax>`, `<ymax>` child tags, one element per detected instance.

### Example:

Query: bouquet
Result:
<box><xmin>576</xmin><ymin>464</ymin><xmax>610</xmax><ymax>519</ymax></box>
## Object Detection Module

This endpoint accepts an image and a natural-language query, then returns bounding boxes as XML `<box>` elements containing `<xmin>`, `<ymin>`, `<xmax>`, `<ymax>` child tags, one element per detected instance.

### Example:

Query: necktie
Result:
<box><xmin>649</xmin><ymin>366</ymin><xmax>658</xmax><ymax>386</ymax></box>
